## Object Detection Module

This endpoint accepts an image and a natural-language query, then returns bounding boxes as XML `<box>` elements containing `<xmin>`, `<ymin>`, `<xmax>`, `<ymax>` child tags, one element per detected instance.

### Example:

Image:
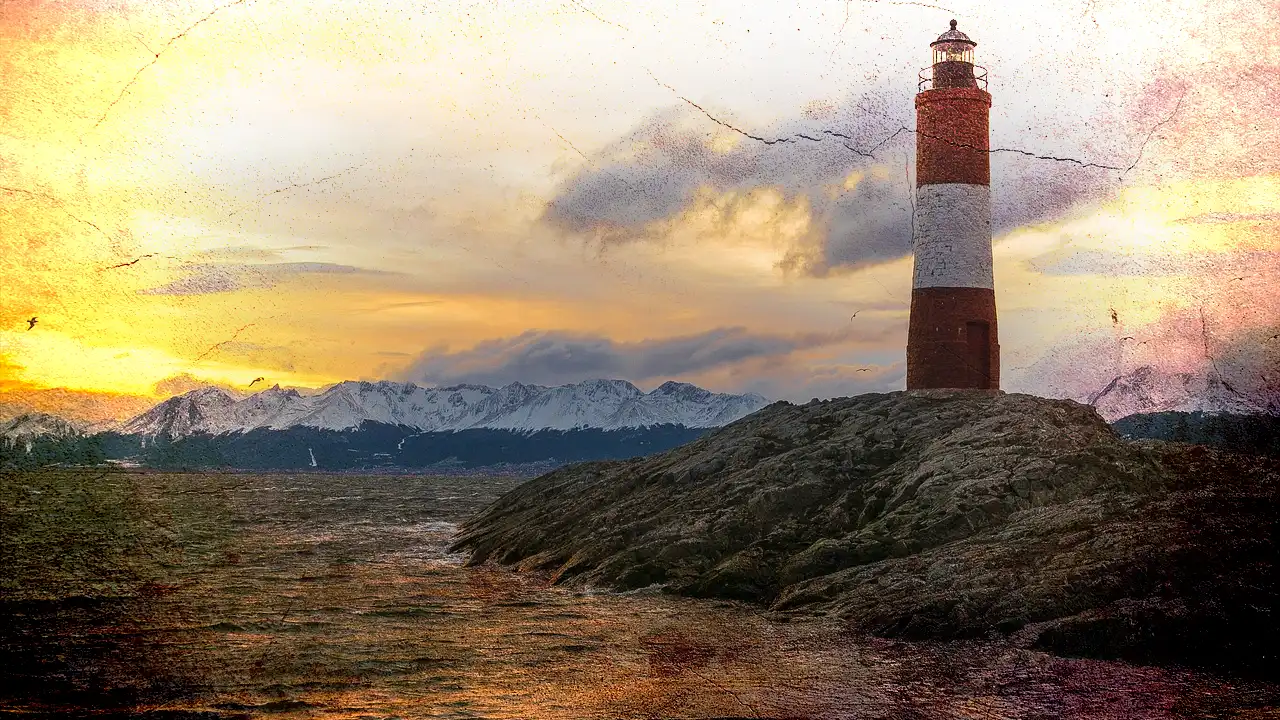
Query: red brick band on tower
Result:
<box><xmin>915</xmin><ymin>87</ymin><xmax>990</xmax><ymax>186</ymax></box>
<box><xmin>906</xmin><ymin>21</ymin><xmax>1000</xmax><ymax>390</ymax></box>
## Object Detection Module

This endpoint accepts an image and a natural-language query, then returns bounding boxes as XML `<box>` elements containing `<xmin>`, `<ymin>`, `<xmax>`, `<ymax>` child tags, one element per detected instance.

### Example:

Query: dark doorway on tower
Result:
<box><xmin>965</xmin><ymin>321</ymin><xmax>991</xmax><ymax>387</ymax></box>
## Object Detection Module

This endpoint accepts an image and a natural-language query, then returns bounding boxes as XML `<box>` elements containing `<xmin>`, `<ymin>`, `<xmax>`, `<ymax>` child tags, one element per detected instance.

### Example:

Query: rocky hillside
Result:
<box><xmin>452</xmin><ymin>391</ymin><xmax>1278</xmax><ymax>674</ymax></box>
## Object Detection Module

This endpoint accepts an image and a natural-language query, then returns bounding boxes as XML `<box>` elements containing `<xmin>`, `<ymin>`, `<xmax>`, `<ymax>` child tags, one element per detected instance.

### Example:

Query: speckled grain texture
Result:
<box><xmin>3</xmin><ymin>2</ymin><xmax>1279</xmax><ymax>716</ymax></box>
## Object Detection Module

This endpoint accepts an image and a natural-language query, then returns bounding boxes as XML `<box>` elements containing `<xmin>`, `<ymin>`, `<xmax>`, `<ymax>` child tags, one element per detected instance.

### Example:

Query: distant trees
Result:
<box><xmin>0</xmin><ymin>434</ymin><xmax>106</xmax><ymax>470</ymax></box>
<box><xmin>1113</xmin><ymin>411</ymin><xmax>1280</xmax><ymax>457</ymax></box>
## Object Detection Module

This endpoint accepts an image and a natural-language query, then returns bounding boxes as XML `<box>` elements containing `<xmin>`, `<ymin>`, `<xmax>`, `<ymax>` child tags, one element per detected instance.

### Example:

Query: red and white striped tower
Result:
<box><xmin>906</xmin><ymin>20</ymin><xmax>999</xmax><ymax>390</ymax></box>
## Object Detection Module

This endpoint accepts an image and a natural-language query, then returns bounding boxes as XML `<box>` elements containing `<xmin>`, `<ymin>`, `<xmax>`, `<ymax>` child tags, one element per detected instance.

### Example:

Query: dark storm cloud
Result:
<box><xmin>139</xmin><ymin>262</ymin><xmax>391</xmax><ymax>296</ymax></box>
<box><xmin>543</xmin><ymin>93</ymin><xmax>1120</xmax><ymax>275</ymax></box>
<box><xmin>398</xmin><ymin>326</ymin><xmax>876</xmax><ymax>388</ymax></box>
<box><xmin>782</xmin><ymin>169</ymin><xmax>915</xmax><ymax>276</ymax></box>
<box><xmin>990</xmin><ymin>156</ymin><xmax>1115</xmax><ymax>232</ymax></box>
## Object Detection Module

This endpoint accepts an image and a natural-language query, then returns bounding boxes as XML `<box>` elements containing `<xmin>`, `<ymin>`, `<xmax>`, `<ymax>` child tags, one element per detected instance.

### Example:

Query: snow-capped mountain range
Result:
<box><xmin>15</xmin><ymin>368</ymin><xmax>1272</xmax><ymax>442</ymax></box>
<box><xmin>1085</xmin><ymin>365</ymin><xmax>1278</xmax><ymax>422</ymax></box>
<box><xmin>1</xmin><ymin>412</ymin><xmax>84</xmax><ymax>443</ymax></box>
<box><xmin>118</xmin><ymin>379</ymin><xmax>771</xmax><ymax>438</ymax></box>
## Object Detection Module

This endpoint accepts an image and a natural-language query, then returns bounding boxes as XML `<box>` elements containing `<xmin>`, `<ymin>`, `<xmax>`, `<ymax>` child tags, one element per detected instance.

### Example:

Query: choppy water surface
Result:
<box><xmin>2</xmin><ymin>470</ymin><xmax>1277</xmax><ymax>719</ymax></box>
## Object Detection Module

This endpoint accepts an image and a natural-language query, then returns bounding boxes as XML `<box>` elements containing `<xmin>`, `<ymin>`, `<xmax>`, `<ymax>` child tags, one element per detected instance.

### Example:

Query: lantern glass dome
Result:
<box><xmin>930</xmin><ymin>20</ymin><xmax>976</xmax><ymax>66</ymax></box>
<box><xmin>933</xmin><ymin>41</ymin><xmax>974</xmax><ymax>65</ymax></box>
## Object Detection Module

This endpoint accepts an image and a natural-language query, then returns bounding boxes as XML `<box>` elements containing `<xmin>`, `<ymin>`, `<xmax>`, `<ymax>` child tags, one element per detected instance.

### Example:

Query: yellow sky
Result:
<box><xmin>2</xmin><ymin>0</ymin><xmax>1277</xmax><ymax>419</ymax></box>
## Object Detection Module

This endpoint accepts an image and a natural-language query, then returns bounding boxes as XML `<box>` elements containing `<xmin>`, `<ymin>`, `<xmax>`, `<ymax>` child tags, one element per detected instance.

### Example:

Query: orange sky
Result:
<box><xmin>2</xmin><ymin>0</ymin><xmax>1277</xmax><ymax>422</ymax></box>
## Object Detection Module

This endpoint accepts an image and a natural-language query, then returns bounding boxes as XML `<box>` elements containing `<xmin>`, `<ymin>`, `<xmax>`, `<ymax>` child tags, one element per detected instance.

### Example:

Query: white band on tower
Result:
<box><xmin>912</xmin><ymin>183</ymin><xmax>993</xmax><ymax>290</ymax></box>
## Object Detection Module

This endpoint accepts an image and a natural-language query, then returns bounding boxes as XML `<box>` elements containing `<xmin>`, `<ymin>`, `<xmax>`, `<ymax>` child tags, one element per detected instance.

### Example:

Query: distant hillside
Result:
<box><xmin>0</xmin><ymin>412</ymin><xmax>103</xmax><ymax>470</ymax></box>
<box><xmin>94</xmin><ymin>422</ymin><xmax>710</xmax><ymax>471</ymax></box>
<box><xmin>1112</xmin><ymin>411</ymin><xmax>1280</xmax><ymax>457</ymax></box>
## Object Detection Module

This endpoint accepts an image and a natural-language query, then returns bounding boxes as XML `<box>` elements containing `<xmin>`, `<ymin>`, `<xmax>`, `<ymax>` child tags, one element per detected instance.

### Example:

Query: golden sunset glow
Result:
<box><xmin>2</xmin><ymin>0</ymin><xmax>1277</xmax><ymax>420</ymax></box>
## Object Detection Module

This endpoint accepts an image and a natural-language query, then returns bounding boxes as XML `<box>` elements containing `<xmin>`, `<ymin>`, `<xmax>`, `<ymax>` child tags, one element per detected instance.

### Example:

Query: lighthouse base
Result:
<box><xmin>906</xmin><ymin>286</ymin><xmax>1000</xmax><ymax>390</ymax></box>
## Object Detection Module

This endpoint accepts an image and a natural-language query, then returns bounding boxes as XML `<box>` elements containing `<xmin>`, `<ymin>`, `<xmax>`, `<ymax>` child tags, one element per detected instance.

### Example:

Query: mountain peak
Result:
<box><xmin>120</xmin><ymin>385</ymin><xmax>237</xmax><ymax>437</ymax></box>
<box><xmin>184</xmin><ymin>386</ymin><xmax>235</xmax><ymax>401</ymax></box>
<box><xmin>575</xmin><ymin>378</ymin><xmax>642</xmax><ymax>396</ymax></box>
<box><xmin>1086</xmin><ymin>365</ymin><xmax>1275</xmax><ymax>421</ymax></box>
<box><xmin>1</xmin><ymin>412</ymin><xmax>84</xmax><ymax>442</ymax></box>
<box><xmin>260</xmin><ymin>383</ymin><xmax>298</xmax><ymax>396</ymax></box>
<box><xmin>653</xmin><ymin>380</ymin><xmax>705</xmax><ymax>395</ymax></box>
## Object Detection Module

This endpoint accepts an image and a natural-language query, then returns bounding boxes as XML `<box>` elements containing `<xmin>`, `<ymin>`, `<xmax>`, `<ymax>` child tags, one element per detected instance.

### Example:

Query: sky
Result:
<box><xmin>2</xmin><ymin>0</ymin><xmax>1278</xmax><ymax>423</ymax></box>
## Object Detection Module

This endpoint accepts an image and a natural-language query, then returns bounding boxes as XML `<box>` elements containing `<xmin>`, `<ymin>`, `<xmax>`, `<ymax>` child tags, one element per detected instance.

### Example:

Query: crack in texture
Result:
<box><xmin>647</xmin><ymin>74</ymin><xmax>1185</xmax><ymax>176</ymax></box>
<box><xmin>904</xmin><ymin>151</ymin><xmax>917</xmax><ymax>246</ymax></box>
<box><xmin>102</xmin><ymin>254</ymin><xmax>158</xmax><ymax>270</ymax></box>
<box><xmin>644</xmin><ymin>70</ymin><xmax>804</xmax><ymax>147</ymax></box>
<box><xmin>686</xmin><ymin>668</ymin><xmax>762</xmax><ymax>719</ymax></box>
<box><xmin>1198</xmin><ymin>303</ymin><xmax>1228</xmax><ymax>392</ymax></box>
<box><xmin>100</xmin><ymin>254</ymin><xmax>183</xmax><ymax>271</ymax></box>
<box><xmin>564</xmin><ymin>0</ymin><xmax>629</xmax><ymax>31</ymax></box>
<box><xmin>192</xmin><ymin>323</ymin><xmax>257</xmax><ymax>364</ymax></box>
<box><xmin>1198</xmin><ymin>305</ymin><xmax>1271</xmax><ymax>411</ymax></box>
<box><xmin>227</xmin><ymin>162</ymin><xmax>369</xmax><ymax>219</ymax></box>
<box><xmin>1</xmin><ymin>185</ymin><xmax>112</xmax><ymax>241</ymax></box>
<box><xmin>1123</xmin><ymin>90</ymin><xmax>1188</xmax><ymax>174</ymax></box>
<box><xmin>543</xmin><ymin>122</ymin><xmax>592</xmax><ymax>163</ymax></box>
<box><xmin>257</xmin><ymin>162</ymin><xmax>368</xmax><ymax>200</ymax></box>
<box><xmin>828</xmin><ymin>0</ymin><xmax>853</xmax><ymax>64</ymax></box>
<box><xmin>87</xmin><ymin>0</ymin><xmax>250</xmax><ymax>132</ymax></box>
<box><xmin>860</xmin><ymin>0</ymin><xmax>955</xmax><ymax>11</ymax></box>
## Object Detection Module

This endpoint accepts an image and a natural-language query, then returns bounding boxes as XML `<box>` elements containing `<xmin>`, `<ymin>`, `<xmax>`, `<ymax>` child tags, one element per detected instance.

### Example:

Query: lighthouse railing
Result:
<box><xmin>918</xmin><ymin>65</ymin><xmax>988</xmax><ymax>92</ymax></box>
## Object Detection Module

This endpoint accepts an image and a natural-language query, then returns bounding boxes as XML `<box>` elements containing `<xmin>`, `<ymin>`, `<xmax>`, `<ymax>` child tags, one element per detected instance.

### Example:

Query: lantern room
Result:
<box><xmin>921</xmin><ymin>20</ymin><xmax>986</xmax><ymax>91</ymax></box>
<box><xmin>932</xmin><ymin>19</ymin><xmax>975</xmax><ymax>64</ymax></box>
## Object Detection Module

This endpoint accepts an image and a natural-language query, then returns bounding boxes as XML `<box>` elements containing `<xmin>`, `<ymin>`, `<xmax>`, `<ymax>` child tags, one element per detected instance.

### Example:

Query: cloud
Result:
<box><xmin>202</xmin><ymin>341</ymin><xmax>299</xmax><ymax>373</ymax></box>
<box><xmin>190</xmin><ymin>246</ymin><xmax>287</xmax><ymax>262</ymax></box>
<box><xmin>1027</xmin><ymin>249</ymin><xmax>1279</xmax><ymax>278</ymax></box>
<box><xmin>702</xmin><ymin>355</ymin><xmax>909</xmax><ymax>404</ymax></box>
<box><xmin>0</xmin><ymin>387</ymin><xmax>157</xmax><ymax>426</ymax></box>
<box><xmin>397</xmin><ymin>326</ymin><xmax>881</xmax><ymax>388</ymax></box>
<box><xmin>779</xmin><ymin>168</ymin><xmax>914</xmax><ymax>276</ymax></box>
<box><xmin>542</xmin><ymin>94</ymin><xmax>1121</xmax><ymax>276</ymax></box>
<box><xmin>152</xmin><ymin>373</ymin><xmax>235</xmax><ymax>398</ymax></box>
<box><xmin>542</xmin><ymin>103</ymin><xmax>909</xmax><ymax>269</ymax></box>
<box><xmin>139</xmin><ymin>261</ymin><xmax>390</xmax><ymax>296</ymax></box>
<box><xmin>1174</xmin><ymin>212</ymin><xmax>1280</xmax><ymax>226</ymax></box>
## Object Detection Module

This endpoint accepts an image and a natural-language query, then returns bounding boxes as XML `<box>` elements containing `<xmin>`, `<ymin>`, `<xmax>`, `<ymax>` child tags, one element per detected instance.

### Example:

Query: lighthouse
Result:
<box><xmin>906</xmin><ymin>20</ymin><xmax>999</xmax><ymax>390</ymax></box>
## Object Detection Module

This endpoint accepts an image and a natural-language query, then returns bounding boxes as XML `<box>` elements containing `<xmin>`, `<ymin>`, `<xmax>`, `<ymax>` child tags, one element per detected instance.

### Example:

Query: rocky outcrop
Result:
<box><xmin>452</xmin><ymin>391</ymin><xmax>1278</xmax><ymax>673</ymax></box>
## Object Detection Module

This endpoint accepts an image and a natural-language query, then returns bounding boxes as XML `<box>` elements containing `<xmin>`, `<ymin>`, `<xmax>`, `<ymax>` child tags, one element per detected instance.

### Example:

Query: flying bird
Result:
<box><xmin>856</xmin><ymin>367</ymin><xmax>871</xmax><ymax>372</ymax></box>
<box><xmin>1109</xmin><ymin>307</ymin><xmax>1119</xmax><ymax>325</ymax></box>
<box><xmin>1120</xmin><ymin>336</ymin><xmax>1135</xmax><ymax>341</ymax></box>
<box><xmin>25</xmin><ymin>317</ymin><xmax>37</xmax><ymax>330</ymax></box>
<box><xmin>849</xmin><ymin>310</ymin><xmax>863</xmax><ymax>321</ymax></box>
<box><xmin>249</xmin><ymin>377</ymin><xmax>265</xmax><ymax>387</ymax></box>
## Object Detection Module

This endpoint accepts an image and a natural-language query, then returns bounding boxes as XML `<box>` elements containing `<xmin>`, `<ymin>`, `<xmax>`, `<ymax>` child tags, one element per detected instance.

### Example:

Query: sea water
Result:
<box><xmin>1</xmin><ymin>470</ymin><xmax>1275</xmax><ymax>719</ymax></box>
